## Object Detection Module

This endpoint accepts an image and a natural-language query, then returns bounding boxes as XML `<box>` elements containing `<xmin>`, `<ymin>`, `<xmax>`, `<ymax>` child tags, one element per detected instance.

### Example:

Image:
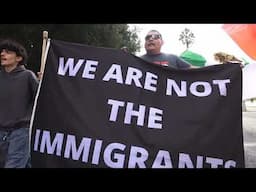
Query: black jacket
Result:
<box><xmin>0</xmin><ymin>65</ymin><xmax>39</xmax><ymax>130</ymax></box>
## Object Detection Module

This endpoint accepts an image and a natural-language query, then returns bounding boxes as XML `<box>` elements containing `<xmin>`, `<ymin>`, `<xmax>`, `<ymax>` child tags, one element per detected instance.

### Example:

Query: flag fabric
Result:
<box><xmin>31</xmin><ymin>40</ymin><xmax>244</xmax><ymax>168</ymax></box>
<box><xmin>180</xmin><ymin>50</ymin><xmax>206</xmax><ymax>67</ymax></box>
<box><xmin>222</xmin><ymin>24</ymin><xmax>256</xmax><ymax>60</ymax></box>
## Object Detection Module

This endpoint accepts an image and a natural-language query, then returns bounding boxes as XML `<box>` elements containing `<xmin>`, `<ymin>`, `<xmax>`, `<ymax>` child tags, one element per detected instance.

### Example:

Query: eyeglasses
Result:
<box><xmin>145</xmin><ymin>34</ymin><xmax>161</xmax><ymax>41</ymax></box>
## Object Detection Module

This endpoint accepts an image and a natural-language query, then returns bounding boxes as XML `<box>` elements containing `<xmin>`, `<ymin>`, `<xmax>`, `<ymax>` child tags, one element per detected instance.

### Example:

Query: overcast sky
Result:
<box><xmin>129</xmin><ymin>24</ymin><xmax>255</xmax><ymax>65</ymax></box>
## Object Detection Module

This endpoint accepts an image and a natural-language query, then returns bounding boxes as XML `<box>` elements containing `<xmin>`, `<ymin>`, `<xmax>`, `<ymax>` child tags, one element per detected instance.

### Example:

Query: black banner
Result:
<box><xmin>31</xmin><ymin>40</ymin><xmax>244</xmax><ymax>168</ymax></box>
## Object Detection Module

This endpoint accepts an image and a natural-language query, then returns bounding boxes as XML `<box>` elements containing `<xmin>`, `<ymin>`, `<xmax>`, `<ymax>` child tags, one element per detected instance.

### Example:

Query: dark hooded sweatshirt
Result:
<box><xmin>0</xmin><ymin>65</ymin><xmax>39</xmax><ymax>131</ymax></box>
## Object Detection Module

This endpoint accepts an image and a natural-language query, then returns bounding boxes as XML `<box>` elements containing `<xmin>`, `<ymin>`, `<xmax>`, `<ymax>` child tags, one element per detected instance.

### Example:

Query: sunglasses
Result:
<box><xmin>145</xmin><ymin>34</ymin><xmax>161</xmax><ymax>41</ymax></box>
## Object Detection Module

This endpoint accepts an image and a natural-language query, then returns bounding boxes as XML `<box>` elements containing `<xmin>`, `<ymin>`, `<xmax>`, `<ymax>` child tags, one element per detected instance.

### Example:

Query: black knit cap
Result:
<box><xmin>0</xmin><ymin>39</ymin><xmax>28</xmax><ymax>65</ymax></box>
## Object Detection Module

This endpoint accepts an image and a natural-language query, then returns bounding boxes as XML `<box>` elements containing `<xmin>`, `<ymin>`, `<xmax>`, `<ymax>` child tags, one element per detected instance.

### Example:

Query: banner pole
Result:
<box><xmin>40</xmin><ymin>31</ymin><xmax>48</xmax><ymax>73</ymax></box>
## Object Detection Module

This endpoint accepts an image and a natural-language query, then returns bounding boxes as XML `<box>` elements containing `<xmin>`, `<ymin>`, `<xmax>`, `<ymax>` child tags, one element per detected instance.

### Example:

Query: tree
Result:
<box><xmin>0</xmin><ymin>24</ymin><xmax>141</xmax><ymax>73</ymax></box>
<box><xmin>179</xmin><ymin>28</ymin><xmax>195</xmax><ymax>50</ymax></box>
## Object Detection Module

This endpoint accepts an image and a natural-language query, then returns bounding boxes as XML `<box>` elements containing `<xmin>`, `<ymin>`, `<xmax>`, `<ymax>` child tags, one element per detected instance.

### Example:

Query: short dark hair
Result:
<box><xmin>147</xmin><ymin>30</ymin><xmax>162</xmax><ymax>37</ymax></box>
<box><xmin>0</xmin><ymin>39</ymin><xmax>28</xmax><ymax>65</ymax></box>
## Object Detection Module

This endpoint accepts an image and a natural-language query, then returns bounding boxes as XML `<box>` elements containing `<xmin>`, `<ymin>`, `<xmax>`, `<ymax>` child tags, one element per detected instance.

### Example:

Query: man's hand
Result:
<box><xmin>37</xmin><ymin>71</ymin><xmax>43</xmax><ymax>81</ymax></box>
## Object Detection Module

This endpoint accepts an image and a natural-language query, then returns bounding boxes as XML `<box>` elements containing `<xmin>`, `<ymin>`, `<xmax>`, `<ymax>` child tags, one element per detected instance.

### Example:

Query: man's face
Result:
<box><xmin>144</xmin><ymin>32</ymin><xmax>163</xmax><ymax>54</ymax></box>
<box><xmin>0</xmin><ymin>49</ymin><xmax>21</xmax><ymax>67</ymax></box>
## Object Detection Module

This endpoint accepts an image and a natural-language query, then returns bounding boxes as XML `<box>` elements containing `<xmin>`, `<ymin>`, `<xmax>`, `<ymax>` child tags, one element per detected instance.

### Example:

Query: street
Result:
<box><xmin>243</xmin><ymin>106</ymin><xmax>256</xmax><ymax>168</ymax></box>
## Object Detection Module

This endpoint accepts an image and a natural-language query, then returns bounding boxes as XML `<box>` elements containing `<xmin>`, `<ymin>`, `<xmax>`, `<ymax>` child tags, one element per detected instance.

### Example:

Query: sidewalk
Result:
<box><xmin>246</xmin><ymin>106</ymin><xmax>256</xmax><ymax>112</ymax></box>
<box><xmin>245</xmin><ymin>100</ymin><xmax>256</xmax><ymax>112</ymax></box>
<box><xmin>243</xmin><ymin>108</ymin><xmax>256</xmax><ymax>168</ymax></box>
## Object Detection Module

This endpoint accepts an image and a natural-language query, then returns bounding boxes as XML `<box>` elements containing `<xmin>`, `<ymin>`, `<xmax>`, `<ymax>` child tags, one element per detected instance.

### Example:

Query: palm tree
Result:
<box><xmin>179</xmin><ymin>28</ymin><xmax>195</xmax><ymax>50</ymax></box>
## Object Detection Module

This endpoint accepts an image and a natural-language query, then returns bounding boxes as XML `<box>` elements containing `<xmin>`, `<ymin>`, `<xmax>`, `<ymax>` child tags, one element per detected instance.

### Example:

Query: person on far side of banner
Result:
<box><xmin>214</xmin><ymin>52</ymin><xmax>244</xmax><ymax>68</ymax></box>
<box><xmin>140</xmin><ymin>30</ymin><xmax>192</xmax><ymax>69</ymax></box>
<box><xmin>214</xmin><ymin>51</ymin><xmax>245</xmax><ymax>112</ymax></box>
<box><xmin>0</xmin><ymin>39</ymin><xmax>39</xmax><ymax>168</ymax></box>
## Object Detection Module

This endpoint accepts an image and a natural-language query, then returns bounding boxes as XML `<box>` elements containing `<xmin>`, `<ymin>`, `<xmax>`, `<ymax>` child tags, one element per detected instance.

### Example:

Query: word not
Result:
<box><xmin>166</xmin><ymin>79</ymin><xmax>231</xmax><ymax>97</ymax></box>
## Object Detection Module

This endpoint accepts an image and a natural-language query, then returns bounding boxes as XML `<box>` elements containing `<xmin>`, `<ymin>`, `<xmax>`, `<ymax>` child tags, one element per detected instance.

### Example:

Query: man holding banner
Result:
<box><xmin>141</xmin><ymin>30</ymin><xmax>192</xmax><ymax>69</ymax></box>
<box><xmin>0</xmin><ymin>39</ymin><xmax>39</xmax><ymax>168</ymax></box>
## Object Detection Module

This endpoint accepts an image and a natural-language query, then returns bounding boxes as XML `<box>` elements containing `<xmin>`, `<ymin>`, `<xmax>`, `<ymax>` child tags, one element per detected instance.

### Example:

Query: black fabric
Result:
<box><xmin>31</xmin><ymin>40</ymin><xmax>244</xmax><ymax>168</ymax></box>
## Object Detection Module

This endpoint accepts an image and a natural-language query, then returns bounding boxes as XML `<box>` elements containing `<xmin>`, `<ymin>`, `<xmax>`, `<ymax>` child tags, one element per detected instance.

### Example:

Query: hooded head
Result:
<box><xmin>0</xmin><ymin>39</ymin><xmax>28</xmax><ymax>66</ymax></box>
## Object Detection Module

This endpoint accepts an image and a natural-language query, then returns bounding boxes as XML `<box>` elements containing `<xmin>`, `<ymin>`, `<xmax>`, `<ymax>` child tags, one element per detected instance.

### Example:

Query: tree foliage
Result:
<box><xmin>0</xmin><ymin>24</ymin><xmax>141</xmax><ymax>73</ymax></box>
<box><xmin>179</xmin><ymin>28</ymin><xmax>195</xmax><ymax>50</ymax></box>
